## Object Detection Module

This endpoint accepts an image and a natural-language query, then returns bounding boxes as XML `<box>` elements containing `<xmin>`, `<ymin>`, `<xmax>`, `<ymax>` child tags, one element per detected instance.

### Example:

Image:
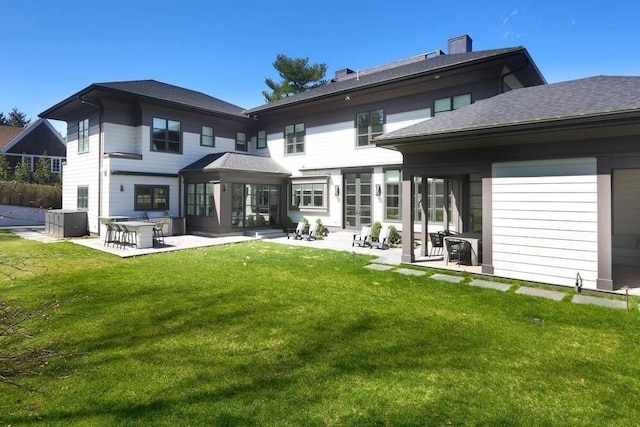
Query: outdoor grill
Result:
<box><xmin>143</xmin><ymin>210</ymin><xmax>170</xmax><ymax>235</ymax></box>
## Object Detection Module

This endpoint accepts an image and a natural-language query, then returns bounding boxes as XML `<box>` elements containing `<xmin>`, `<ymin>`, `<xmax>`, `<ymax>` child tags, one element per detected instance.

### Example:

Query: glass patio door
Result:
<box><xmin>345</xmin><ymin>172</ymin><xmax>372</xmax><ymax>229</ymax></box>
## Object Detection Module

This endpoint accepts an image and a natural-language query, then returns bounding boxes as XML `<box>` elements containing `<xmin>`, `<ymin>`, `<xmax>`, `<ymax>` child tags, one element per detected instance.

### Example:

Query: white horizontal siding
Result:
<box><xmin>492</xmin><ymin>158</ymin><xmax>598</xmax><ymax>289</ymax></box>
<box><xmin>104</xmin><ymin>123</ymin><xmax>140</xmax><ymax>153</ymax></box>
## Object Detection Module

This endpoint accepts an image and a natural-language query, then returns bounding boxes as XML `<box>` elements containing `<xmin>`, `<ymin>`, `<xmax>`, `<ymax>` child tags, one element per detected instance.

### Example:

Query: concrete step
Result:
<box><xmin>244</xmin><ymin>228</ymin><xmax>287</xmax><ymax>239</ymax></box>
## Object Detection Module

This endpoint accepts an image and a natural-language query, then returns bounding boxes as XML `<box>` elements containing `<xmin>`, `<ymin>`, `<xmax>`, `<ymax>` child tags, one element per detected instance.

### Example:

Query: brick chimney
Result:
<box><xmin>448</xmin><ymin>35</ymin><xmax>473</xmax><ymax>54</ymax></box>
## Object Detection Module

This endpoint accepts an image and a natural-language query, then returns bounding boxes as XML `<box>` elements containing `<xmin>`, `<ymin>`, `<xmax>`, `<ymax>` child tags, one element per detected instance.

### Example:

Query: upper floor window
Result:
<box><xmin>433</xmin><ymin>94</ymin><xmax>471</xmax><ymax>116</ymax></box>
<box><xmin>201</xmin><ymin>126</ymin><xmax>214</xmax><ymax>147</ymax></box>
<box><xmin>152</xmin><ymin>118</ymin><xmax>181</xmax><ymax>153</ymax></box>
<box><xmin>356</xmin><ymin>109</ymin><xmax>384</xmax><ymax>146</ymax></box>
<box><xmin>78</xmin><ymin>118</ymin><xmax>89</xmax><ymax>153</ymax></box>
<box><xmin>236</xmin><ymin>132</ymin><xmax>247</xmax><ymax>151</ymax></box>
<box><xmin>257</xmin><ymin>130</ymin><xmax>267</xmax><ymax>149</ymax></box>
<box><xmin>134</xmin><ymin>185</ymin><xmax>169</xmax><ymax>210</ymax></box>
<box><xmin>51</xmin><ymin>158</ymin><xmax>61</xmax><ymax>173</ymax></box>
<box><xmin>285</xmin><ymin>123</ymin><xmax>305</xmax><ymax>155</ymax></box>
<box><xmin>77</xmin><ymin>186</ymin><xmax>88</xmax><ymax>210</ymax></box>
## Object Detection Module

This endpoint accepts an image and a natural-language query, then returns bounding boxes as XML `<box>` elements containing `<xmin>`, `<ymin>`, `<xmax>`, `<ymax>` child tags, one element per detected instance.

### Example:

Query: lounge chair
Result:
<box><xmin>370</xmin><ymin>226</ymin><xmax>390</xmax><ymax>250</ymax></box>
<box><xmin>304</xmin><ymin>221</ymin><xmax>319</xmax><ymax>241</ymax></box>
<box><xmin>445</xmin><ymin>237</ymin><xmax>471</xmax><ymax>265</ymax></box>
<box><xmin>428</xmin><ymin>232</ymin><xmax>444</xmax><ymax>256</ymax></box>
<box><xmin>352</xmin><ymin>226</ymin><xmax>372</xmax><ymax>247</ymax></box>
<box><xmin>287</xmin><ymin>222</ymin><xmax>305</xmax><ymax>240</ymax></box>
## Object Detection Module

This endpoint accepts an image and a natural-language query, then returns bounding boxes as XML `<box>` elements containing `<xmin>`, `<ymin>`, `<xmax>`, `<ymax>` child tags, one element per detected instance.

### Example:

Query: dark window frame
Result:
<box><xmin>236</xmin><ymin>131</ymin><xmax>247</xmax><ymax>152</ymax></box>
<box><xmin>356</xmin><ymin>108</ymin><xmax>385</xmax><ymax>147</ymax></box>
<box><xmin>186</xmin><ymin>183</ymin><xmax>215</xmax><ymax>216</ymax></box>
<box><xmin>257</xmin><ymin>129</ymin><xmax>267</xmax><ymax>149</ymax></box>
<box><xmin>201</xmin><ymin>125</ymin><xmax>215</xmax><ymax>147</ymax></box>
<box><xmin>78</xmin><ymin>118</ymin><xmax>89</xmax><ymax>153</ymax></box>
<box><xmin>285</xmin><ymin>123</ymin><xmax>305</xmax><ymax>155</ymax></box>
<box><xmin>433</xmin><ymin>93</ymin><xmax>472</xmax><ymax>116</ymax></box>
<box><xmin>384</xmin><ymin>169</ymin><xmax>401</xmax><ymax>221</ymax></box>
<box><xmin>134</xmin><ymin>184</ymin><xmax>170</xmax><ymax>211</ymax></box>
<box><xmin>151</xmin><ymin>117</ymin><xmax>182</xmax><ymax>154</ymax></box>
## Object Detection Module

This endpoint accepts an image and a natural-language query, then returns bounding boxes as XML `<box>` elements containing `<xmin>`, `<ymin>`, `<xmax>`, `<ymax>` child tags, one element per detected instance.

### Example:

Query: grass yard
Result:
<box><xmin>1</xmin><ymin>230</ymin><xmax>640</xmax><ymax>426</ymax></box>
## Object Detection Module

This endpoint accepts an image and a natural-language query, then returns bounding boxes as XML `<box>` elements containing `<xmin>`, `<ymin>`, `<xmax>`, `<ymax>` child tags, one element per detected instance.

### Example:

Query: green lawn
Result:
<box><xmin>2</xmin><ymin>230</ymin><xmax>640</xmax><ymax>426</ymax></box>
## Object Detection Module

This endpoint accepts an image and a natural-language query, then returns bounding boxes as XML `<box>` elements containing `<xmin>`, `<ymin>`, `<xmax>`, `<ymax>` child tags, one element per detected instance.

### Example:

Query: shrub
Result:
<box><xmin>388</xmin><ymin>225</ymin><xmax>401</xmax><ymax>245</ymax></box>
<box><xmin>0</xmin><ymin>181</ymin><xmax>61</xmax><ymax>208</ymax></box>
<box><xmin>315</xmin><ymin>219</ymin><xmax>329</xmax><ymax>238</ymax></box>
<box><xmin>371</xmin><ymin>221</ymin><xmax>382</xmax><ymax>240</ymax></box>
<box><xmin>282</xmin><ymin>216</ymin><xmax>293</xmax><ymax>232</ymax></box>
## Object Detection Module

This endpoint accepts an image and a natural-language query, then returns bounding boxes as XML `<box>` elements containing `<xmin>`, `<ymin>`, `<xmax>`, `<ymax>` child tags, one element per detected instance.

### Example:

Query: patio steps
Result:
<box><xmin>244</xmin><ymin>228</ymin><xmax>287</xmax><ymax>239</ymax></box>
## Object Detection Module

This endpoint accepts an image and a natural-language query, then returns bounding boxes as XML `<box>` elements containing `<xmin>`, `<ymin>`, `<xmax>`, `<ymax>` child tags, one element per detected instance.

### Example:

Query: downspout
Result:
<box><xmin>80</xmin><ymin>97</ymin><xmax>104</xmax><ymax>235</ymax></box>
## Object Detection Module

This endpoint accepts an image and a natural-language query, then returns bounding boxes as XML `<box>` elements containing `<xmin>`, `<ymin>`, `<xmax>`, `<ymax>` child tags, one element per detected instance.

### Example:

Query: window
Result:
<box><xmin>257</xmin><ymin>130</ymin><xmax>267</xmax><ymax>149</ymax></box>
<box><xmin>201</xmin><ymin>126</ymin><xmax>214</xmax><ymax>147</ymax></box>
<box><xmin>186</xmin><ymin>183</ymin><xmax>214</xmax><ymax>216</ymax></box>
<box><xmin>285</xmin><ymin>123</ymin><xmax>305</xmax><ymax>154</ymax></box>
<box><xmin>356</xmin><ymin>109</ymin><xmax>384</xmax><ymax>146</ymax></box>
<box><xmin>384</xmin><ymin>170</ymin><xmax>401</xmax><ymax>221</ymax></box>
<box><xmin>433</xmin><ymin>94</ymin><xmax>471</xmax><ymax>116</ymax></box>
<box><xmin>291</xmin><ymin>182</ymin><xmax>326</xmax><ymax>208</ymax></box>
<box><xmin>78</xmin><ymin>119</ymin><xmax>89</xmax><ymax>153</ymax></box>
<box><xmin>21</xmin><ymin>155</ymin><xmax>34</xmax><ymax>172</ymax></box>
<box><xmin>236</xmin><ymin>131</ymin><xmax>247</xmax><ymax>151</ymax></box>
<box><xmin>77</xmin><ymin>186</ymin><xmax>88</xmax><ymax>209</ymax></box>
<box><xmin>51</xmin><ymin>158</ymin><xmax>61</xmax><ymax>173</ymax></box>
<box><xmin>152</xmin><ymin>118</ymin><xmax>181</xmax><ymax>153</ymax></box>
<box><xmin>134</xmin><ymin>185</ymin><xmax>169</xmax><ymax>210</ymax></box>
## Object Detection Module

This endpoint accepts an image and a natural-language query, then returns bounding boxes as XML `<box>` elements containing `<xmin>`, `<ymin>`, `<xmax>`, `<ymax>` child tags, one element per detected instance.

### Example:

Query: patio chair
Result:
<box><xmin>104</xmin><ymin>222</ymin><xmax>117</xmax><ymax>247</ymax></box>
<box><xmin>428</xmin><ymin>232</ymin><xmax>444</xmax><ymax>256</ymax></box>
<box><xmin>352</xmin><ymin>226</ymin><xmax>372</xmax><ymax>247</ymax></box>
<box><xmin>304</xmin><ymin>221</ymin><xmax>319</xmax><ymax>241</ymax></box>
<box><xmin>287</xmin><ymin>222</ymin><xmax>305</xmax><ymax>240</ymax></box>
<box><xmin>111</xmin><ymin>223</ymin><xmax>124</xmax><ymax>248</ymax></box>
<box><xmin>119</xmin><ymin>224</ymin><xmax>137</xmax><ymax>249</ymax></box>
<box><xmin>445</xmin><ymin>237</ymin><xmax>471</xmax><ymax>266</ymax></box>
<box><xmin>370</xmin><ymin>226</ymin><xmax>390</xmax><ymax>250</ymax></box>
<box><xmin>153</xmin><ymin>224</ymin><xmax>165</xmax><ymax>247</ymax></box>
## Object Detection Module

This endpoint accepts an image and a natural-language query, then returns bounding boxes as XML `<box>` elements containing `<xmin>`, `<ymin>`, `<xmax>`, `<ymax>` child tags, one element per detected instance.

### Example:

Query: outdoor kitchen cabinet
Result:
<box><xmin>45</xmin><ymin>210</ymin><xmax>88</xmax><ymax>238</ymax></box>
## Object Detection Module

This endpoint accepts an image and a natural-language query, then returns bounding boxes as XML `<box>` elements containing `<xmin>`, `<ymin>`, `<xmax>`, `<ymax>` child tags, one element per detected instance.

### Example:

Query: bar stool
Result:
<box><xmin>104</xmin><ymin>222</ymin><xmax>116</xmax><ymax>247</ymax></box>
<box><xmin>119</xmin><ymin>224</ymin><xmax>137</xmax><ymax>248</ymax></box>
<box><xmin>153</xmin><ymin>224</ymin><xmax>165</xmax><ymax>247</ymax></box>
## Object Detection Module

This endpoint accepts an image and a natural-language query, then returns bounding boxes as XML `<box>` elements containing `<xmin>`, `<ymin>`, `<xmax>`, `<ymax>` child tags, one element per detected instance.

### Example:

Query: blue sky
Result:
<box><xmin>2</xmin><ymin>0</ymin><xmax>639</xmax><ymax>136</ymax></box>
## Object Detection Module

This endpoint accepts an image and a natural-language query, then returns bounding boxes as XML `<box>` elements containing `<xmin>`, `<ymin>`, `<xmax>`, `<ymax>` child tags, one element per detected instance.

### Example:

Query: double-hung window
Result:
<box><xmin>236</xmin><ymin>132</ymin><xmax>247</xmax><ymax>151</ymax></box>
<box><xmin>201</xmin><ymin>126</ymin><xmax>214</xmax><ymax>147</ymax></box>
<box><xmin>257</xmin><ymin>130</ymin><xmax>267</xmax><ymax>149</ymax></box>
<box><xmin>433</xmin><ymin>94</ymin><xmax>471</xmax><ymax>116</ymax></box>
<box><xmin>134</xmin><ymin>185</ymin><xmax>169</xmax><ymax>210</ymax></box>
<box><xmin>356</xmin><ymin>109</ymin><xmax>384</xmax><ymax>146</ymax></box>
<box><xmin>78</xmin><ymin>118</ymin><xmax>89</xmax><ymax>153</ymax></box>
<box><xmin>77</xmin><ymin>186</ymin><xmax>88</xmax><ymax>210</ymax></box>
<box><xmin>152</xmin><ymin>118</ymin><xmax>181</xmax><ymax>153</ymax></box>
<box><xmin>285</xmin><ymin>123</ymin><xmax>305</xmax><ymax>154</ymax></box>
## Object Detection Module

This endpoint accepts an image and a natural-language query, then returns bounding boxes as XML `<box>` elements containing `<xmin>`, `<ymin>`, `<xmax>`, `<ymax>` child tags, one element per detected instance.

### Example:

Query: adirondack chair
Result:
<box><xmin>287</xmin><ymin>222</ymin><xmax>305</xmax><ymax>239</ymax></box>
<box><xmin>370</xmin><ymin>226</ymin><xmax>390</xmax><ymax>250</ymax></box>
<box><xmin>352</xmin><ymin>226</ymin><xmax>372</xmax><ymax>247</ymax></box>
<box><xmin>304</xmin><ymin>221</ymin><xmax>319</xmax><ymax>241</ymax></box>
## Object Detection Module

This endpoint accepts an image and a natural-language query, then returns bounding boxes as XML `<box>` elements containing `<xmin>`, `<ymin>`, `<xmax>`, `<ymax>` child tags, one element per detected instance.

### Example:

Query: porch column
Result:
<box><xmin>420</xmin><ymin>176</ymin><xmax>428</xmax><ymax>256</ymax></box>
<box><xmin>401</xmin><ymin>173</ymin><xmax>415</xmax><ymax>263</ymax></box>
<box><xmin>481</xmin><ymin>177</ymin><xmax>494</xmax><ymax>275</ymax></box>
<box><xmin>596</xmin><ymin>173</ymin><xmax>613</xmax><ymax>290</ymax></box>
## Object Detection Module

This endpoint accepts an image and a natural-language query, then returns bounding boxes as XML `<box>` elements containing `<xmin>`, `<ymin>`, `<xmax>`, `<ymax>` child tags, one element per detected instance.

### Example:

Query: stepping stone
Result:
<box><xmin>516</xmin><ymin>286</ymin><xmax>565</xmax><ymax>301</ymax></box>
<box><xmin>572</xmin><ymin>295</ymin><xmax>627</xmax><ymax>310</ymax></box>
<box><xmin>365</xmin><ymin>264</ymin><xmax>394</xmax><ymax>271</ymax></box>
<box><xmin>430</xmin><ymin>273</ymin><xmax>465</xmax><ymax>283</ymax></box>
<box><xmin>395</xmin><ymin>268</ymin><xmax>426</xmax><ymax>276</ymax></box>
<box><xmin>469</xmin><ymin>279</ymin><xmax>511</xmax><ymax>292</ymax></box>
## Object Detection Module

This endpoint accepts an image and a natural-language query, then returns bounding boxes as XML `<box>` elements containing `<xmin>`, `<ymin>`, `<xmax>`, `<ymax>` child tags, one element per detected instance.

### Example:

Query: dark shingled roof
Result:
<box><xmin>245</xmin><ymin>47</ymin><xmax>527</xmax><ymax>114</ymax></box>
<box><xmin>95</xmin><ymin>80</ymin><xmax>247</xmax><ymax>116</ymax></box>
<box><xmin>0</xmin><ymin>125</ymin><xmax>24</xmax><ymax>150</ymax></box>
<box><xmin>40</xmin><ymin>80</ymin><xmax>248</xmax><ymax>119</ymax></box>
<box><xmin>376</xmin><ymin>75</ymin><xmax>640</xmax><ymax>142</ymax></box>
<box><xmin>181</xmin><ymin>152</ymin><xmax>291</xmax><ymax>175</ymax></box>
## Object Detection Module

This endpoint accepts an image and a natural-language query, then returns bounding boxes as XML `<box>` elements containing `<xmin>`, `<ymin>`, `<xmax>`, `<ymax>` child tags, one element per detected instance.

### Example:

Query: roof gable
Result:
<box><xmin>0</xmin><ymin>118</ymin><xmax>66</xmax><ymax>154</ymax></box>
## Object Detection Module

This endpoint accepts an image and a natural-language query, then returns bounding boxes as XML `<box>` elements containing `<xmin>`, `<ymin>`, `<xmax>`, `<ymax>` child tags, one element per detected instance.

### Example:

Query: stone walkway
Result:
<box><xmin>6</xmin><ymin>226</ymin><xmax>635</xmax><ymax>309</ymax></box>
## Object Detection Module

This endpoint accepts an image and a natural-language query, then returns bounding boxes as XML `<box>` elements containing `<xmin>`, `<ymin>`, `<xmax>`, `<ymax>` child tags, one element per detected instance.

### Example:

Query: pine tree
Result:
<box><xmin>33</xmin><ymin>156</ymin><xmax>52</xmax><ymax>185</ymax></box>
<box><xmin>13</xmin><ymin>158</ymin><xmax>31</xmax><ymax>183</ymax></box>
<box><xmin>262</xmin><ymin>54</ymin><xmax>327</xmax><ymax>102</ymax></box>
<box><xmin>0</xmin><ymin>154</ymin><xmax>9</xmax><ymax>180</ymax></box>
